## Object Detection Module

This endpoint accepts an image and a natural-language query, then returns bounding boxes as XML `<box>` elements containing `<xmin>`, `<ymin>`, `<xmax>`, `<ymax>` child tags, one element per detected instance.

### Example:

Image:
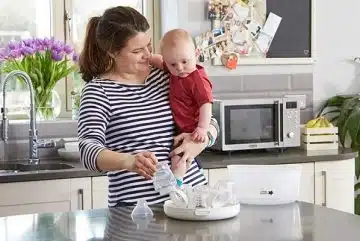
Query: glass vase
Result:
<box><xmin>35</xmin><ymin>89</ymin><xmax>61</xmax><ymax>121</ymax></box>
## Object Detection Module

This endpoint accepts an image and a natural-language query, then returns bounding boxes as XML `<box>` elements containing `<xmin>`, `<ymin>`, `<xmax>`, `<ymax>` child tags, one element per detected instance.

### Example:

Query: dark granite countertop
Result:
<box><xmin>1</xmin><ymin>201</ymin><xmax>360</xmax><ymax>241</ymax></box>
<box><xmin>199</xmin><ymin>147</ymin><xmax>358</xmax><ymax>169</ymax></box>
<box><xmin>0</xmin><ymin>147</ymin><xmax>357</xmax><ymax>183</ymax></box>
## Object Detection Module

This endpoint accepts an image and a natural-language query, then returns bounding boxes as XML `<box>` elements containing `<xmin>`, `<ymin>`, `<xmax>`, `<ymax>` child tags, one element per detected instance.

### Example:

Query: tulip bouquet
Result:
<box><xmin>0</xmin><ymin>37</ymin><xmax>78</xmax><ymax>120</ymax></box>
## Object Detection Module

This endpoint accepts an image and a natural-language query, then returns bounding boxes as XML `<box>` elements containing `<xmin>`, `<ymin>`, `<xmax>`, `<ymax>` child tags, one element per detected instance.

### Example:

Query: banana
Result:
<box><xmin>323</xmin><ymin>117</ymin><xmax>334</xmax><ymax>127</ymax></box>
<box><xmin>305</xmin><ymin>117</ymin><xmax>321</xmax><ymax>128</ymax></box>
<box><xmin>319</xmin><ymin>117</ymin><xmax>327</xmax><ymax>127</ymax></box>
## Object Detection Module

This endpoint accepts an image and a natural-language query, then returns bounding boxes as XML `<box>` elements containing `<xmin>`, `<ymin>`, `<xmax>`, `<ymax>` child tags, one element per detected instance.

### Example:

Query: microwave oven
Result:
<box><xmin>210</xmin><ymin>96</ymin><xmax>301</xmax><ymax>151</ymax></box>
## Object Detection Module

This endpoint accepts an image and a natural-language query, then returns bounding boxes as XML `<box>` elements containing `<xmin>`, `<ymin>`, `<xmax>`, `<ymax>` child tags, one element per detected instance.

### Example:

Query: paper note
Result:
<box><xmin>255</xmin><ymin>12</ymin><xmax>282</xmax><ymax>53</ymax></box>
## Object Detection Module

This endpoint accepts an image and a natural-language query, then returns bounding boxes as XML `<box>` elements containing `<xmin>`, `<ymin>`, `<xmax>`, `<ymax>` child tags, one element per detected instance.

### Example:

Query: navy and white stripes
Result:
<box><xmin>78</xmin><ymin>67</ymin><xmax>207</xmax><ymax>207</ymax></box>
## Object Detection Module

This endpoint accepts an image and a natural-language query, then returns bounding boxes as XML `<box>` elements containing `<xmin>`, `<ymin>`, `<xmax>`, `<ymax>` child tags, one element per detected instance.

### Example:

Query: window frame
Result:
<box><xmin>52</xmin><ymin>0</ymin><xmax>159</xmax><ymax>118</ymax></box>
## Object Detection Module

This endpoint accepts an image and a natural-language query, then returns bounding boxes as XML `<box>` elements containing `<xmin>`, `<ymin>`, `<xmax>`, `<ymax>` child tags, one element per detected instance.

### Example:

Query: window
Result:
<box><xmin>0</xmin><ymin>0</ymin><xmax>52</xmax><ymax>48</ymax></box>
<box><xmin>0</xmin><ymin>0</ymin><xmax>52</xmax><ymax>117</ymax></box>
<box><xmin>0</xmin><ymin>0</ymin><xmax>158</xmax><ymax>119</ymax></box>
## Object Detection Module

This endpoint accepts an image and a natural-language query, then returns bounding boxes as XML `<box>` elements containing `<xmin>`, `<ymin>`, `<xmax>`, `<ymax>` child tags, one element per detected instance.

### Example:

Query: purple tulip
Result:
<box><xmin>23</xmin><ymin>39</ymin><xmax>34</xmax><ymax>47</ymax></box>
<box><xmin>20</xmin><ymin>46</ymin><xmax>35</xmax><ymax>56</ymax></box>
<box><xmin>63</xmin><ymin>44</ymin><xmax>74</xmax><ymax>54</ymax></box>
<box><xmin>9</xmin><ymin>49</ymin><xmax>22</xmax><ymax>59</ymax></box>
<box><xmin>51</xmin><ymin>51</ymin><xmax>64</xmax><ymax>61</ymax></box>
<box><xmin>72</xmin><ymin>53</ymin><xmax>79</xmax><ymax>62</ymax></box>
<box><xmin>7</xmin><ymin>41</ymin><xmax>21</xmax><ymax>51</ymax></box>
<box><xmin>51</xmin><ymin>42</ymin><xmax>63</xmax><ymax>53</ymax></box>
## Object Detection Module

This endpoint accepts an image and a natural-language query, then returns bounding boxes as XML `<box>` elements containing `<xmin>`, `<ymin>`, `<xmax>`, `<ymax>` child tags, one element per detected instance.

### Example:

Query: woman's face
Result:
<box><xmin>113</xmin><ymin>31</ymin><xmax>152</xmax><ymax>75</ymax></box>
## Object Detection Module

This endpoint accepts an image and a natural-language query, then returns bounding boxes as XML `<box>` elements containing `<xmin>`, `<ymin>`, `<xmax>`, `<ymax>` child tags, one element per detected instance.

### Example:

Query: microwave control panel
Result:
<box><xmin>283</xmin><ymin>101</ymin><xmax>301</xmax><ymax>146</ymax></box>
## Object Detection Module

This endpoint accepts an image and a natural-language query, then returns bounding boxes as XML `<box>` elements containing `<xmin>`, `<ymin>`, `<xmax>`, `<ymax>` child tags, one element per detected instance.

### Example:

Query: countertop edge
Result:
<box><xmin>0</xmin><ymin>148</ymin><xmax>357</xmax><ymax>183</ymax></box>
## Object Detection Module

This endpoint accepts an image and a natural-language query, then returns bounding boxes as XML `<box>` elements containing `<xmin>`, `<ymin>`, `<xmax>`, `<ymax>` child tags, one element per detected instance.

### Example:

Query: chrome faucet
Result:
<box><xmin>1</xmin><ymin>70</ymin><xmax>55</xmax><ymax>164</ymax></box>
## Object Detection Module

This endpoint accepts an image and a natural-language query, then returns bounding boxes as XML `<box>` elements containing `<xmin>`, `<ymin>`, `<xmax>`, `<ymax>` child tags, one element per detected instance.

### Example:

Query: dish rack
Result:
<box><xmin>301</xmin><ymin>126</ymin><xmax>339</xmax><ymax>150</ymax></box>
<box><xmin>163</xmin><ymin>181</ymin><xmax>240</xmax><ymax>221</ymax></box>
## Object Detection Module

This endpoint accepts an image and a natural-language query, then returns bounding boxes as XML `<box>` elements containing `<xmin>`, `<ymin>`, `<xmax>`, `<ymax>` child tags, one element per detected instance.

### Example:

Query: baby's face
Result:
<box><xmin>163</xmin><ymin>43</ymin><xmax>197</xmax><ymax>78</ymax></box>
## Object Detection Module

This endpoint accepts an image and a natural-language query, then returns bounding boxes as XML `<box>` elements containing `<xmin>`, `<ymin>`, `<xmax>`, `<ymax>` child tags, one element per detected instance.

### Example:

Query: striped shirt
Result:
<box><xmin>78</xmin><ymin>67</ymin><xmax>207</xmax><ymax>207</ymax></box>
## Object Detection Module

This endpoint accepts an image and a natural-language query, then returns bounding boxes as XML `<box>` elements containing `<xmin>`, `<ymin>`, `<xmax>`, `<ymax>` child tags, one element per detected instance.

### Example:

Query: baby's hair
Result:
<box><xmin>160</xmin><ymin>29</ymin><xmax>195</xmax><ymax>54</ymax></box>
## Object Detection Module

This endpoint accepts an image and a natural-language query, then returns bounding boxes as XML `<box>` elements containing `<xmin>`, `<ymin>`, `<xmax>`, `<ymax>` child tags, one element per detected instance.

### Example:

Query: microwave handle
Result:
<box><xmin>274</xmin><ymin>100</ymin><xmax>281</xmax><ymax>145</ymax></box>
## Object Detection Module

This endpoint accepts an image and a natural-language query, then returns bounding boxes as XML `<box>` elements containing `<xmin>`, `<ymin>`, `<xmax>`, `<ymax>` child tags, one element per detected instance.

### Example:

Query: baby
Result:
<box><xmin>151</xmin><ymin>29</ymin><xmax>213</xmax><ymax>185</ymax></box>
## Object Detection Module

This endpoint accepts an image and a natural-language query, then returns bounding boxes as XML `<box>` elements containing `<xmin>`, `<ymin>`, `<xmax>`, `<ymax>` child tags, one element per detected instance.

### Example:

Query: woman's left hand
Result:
<box><xmin>170</xmin><ymin>132</ymin><xmax>208</xmax><ymax>168</ymax></box>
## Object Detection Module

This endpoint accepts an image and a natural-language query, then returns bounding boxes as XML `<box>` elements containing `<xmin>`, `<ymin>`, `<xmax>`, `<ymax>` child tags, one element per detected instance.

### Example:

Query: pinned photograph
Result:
<box><xmin>232</xmin><ymin>2</ymin><xmax>249</xmax><ymax>22</ymax></box>
<box><xmin>208</xmin><ymin>0</ymin><xmax>231</xmax><ymax>20</ymax></box>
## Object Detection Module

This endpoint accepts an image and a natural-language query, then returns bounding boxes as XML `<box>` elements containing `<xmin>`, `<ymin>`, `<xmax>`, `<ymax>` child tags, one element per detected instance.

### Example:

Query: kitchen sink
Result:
<box><xmin>0</xmin><ymin>163</ymin><xmax>23</xmax><ymax>173</ymax></box>
<box><xmin>0</xmin><ymin>163</ymin><xmax>75</xmax><ymax>173</ymax></box>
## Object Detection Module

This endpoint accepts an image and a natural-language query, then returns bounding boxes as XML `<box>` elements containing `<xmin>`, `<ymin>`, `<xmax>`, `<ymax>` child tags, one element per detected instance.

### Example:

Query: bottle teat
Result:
<box><xmin>131</xmin><ymin>199</ymin><xmax>154</xmax><ymax>229</ymax></box>
<box><xmin>131</xmin><ymin>198</ymin><xmax>154</xmax><ymax>219</ymax></box>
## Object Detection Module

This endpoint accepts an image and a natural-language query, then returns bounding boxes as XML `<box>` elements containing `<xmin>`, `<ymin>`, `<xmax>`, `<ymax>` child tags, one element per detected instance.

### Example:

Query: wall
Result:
<box><xmin>161</xmin><ymin>0</ymin><xmax>360</xmax><ymax>113</ymax></box>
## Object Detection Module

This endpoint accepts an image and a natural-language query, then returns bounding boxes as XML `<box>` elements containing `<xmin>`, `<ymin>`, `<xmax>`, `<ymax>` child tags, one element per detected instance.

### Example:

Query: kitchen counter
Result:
<box><xmin>0</xmin><ymin>147</ymin><xmax>357</xmax><ymax>183</ymax></box>
<box><xmin>1</xmin><ymin>201</ymin><xmax>360</xmax><ymax>241</ymax></box>
<box><xmin>199</xmin><ymin>147</ymin><xmax>358</xmax><ymax>168</ymax></box>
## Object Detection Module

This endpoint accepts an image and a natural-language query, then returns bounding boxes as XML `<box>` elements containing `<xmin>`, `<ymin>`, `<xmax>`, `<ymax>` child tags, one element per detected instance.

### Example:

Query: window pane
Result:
<box><xmin>0</xmin><ymin>0</ymin><xmax>52</xmax><ymax>48</ymax></box>
<box><xmin>0</xmin><ymin>0</ymin><xmax>52</xmax><ymax>119</ymax></box>
<box><xmin>70</xmin><ymin>0</ymin><xmax>144</xmax><ymax>52</ymax></box>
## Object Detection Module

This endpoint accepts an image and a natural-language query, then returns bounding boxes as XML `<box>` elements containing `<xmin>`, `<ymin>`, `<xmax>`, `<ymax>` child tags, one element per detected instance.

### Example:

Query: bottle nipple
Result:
<box><xmin>131</xmin><ymin>199</ymin><xmax>154</xmax><ymax>230</ymax></box>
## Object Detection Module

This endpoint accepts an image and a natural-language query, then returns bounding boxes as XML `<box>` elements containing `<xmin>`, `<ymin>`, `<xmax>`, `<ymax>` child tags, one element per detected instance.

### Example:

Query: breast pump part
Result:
<box><xmin>131</xmin><ymin>199</ymin><xmax>154</xmax><ymax>229</ymax></box>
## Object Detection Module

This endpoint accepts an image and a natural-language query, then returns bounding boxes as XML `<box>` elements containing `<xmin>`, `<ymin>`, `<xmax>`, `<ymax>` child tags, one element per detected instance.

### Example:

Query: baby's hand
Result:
<box><xmin>191</xmin><ymin>127</ymin><xmax>207</xmax><ymax>143</ymax></box>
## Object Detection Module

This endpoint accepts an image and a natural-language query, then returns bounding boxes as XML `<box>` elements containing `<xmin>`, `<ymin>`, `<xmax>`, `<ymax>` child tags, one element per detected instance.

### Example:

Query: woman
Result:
<box><xmin>78</xmin><ymin>6</ymin><xmax>218</xmax><ymax>207</ymax></box>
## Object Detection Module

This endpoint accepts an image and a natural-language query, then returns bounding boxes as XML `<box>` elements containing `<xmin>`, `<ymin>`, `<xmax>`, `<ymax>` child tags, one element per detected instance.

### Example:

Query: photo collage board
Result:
<box><xmin>194</xmin><ymin>0</ymin><xmax>282</xmax><ymax>68</ymax></box>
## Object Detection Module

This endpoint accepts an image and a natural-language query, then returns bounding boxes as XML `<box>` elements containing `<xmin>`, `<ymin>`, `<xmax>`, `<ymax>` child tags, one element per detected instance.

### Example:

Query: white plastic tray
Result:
<box><xmin>163</xmin><ymin>200</ymin><xmax>240</xmax><ymax>221</ymax></box>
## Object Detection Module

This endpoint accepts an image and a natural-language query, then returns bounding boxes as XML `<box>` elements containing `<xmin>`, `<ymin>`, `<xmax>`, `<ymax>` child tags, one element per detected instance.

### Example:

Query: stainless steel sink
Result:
<box><xmin>0</xmin><ymin>163</ymin><xmax>23</xmax><ymax>173</ymax></box>
<box><xmin>0</xmin><ymin>163</ymin><xmax>74</xmax><ymax>173</ymax></box>
<box><xmin>18</xmin><ymin>163</ymin><xmax>75</xmax><ymax>172</ymax></box>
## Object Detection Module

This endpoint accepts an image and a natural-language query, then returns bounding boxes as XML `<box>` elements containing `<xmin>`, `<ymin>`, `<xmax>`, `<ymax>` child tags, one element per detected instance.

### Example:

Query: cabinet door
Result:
<box><xmin>0</xmin><ymin>179</ymin><xmax>71</xmax><ymax>217</ymax></box>
<box><xmin>315</xmin><ymin>159</ymin><xmax>355</xmax><ymax>213</ymax></box>
<box><xmin>92</xmin><ymin>176</ymin><xmax>108</xmax><ymax>209</ymax></box>
<box><xmin>0</xmin><ymin>179</ymin><xmax>70</xmax><ymax>206</ymax></box>
<box><xmin>208</xmin><ymin>168</ymin><xmax>230</xmax><ymax>186</ymax></box>
<box><xmin>70</xmin><ymin>178</ymin><xmax>92</xmax><ymax>211</ymax></box>
<box><xmin>295</xmin><ymin>163</ymin><xmax>315</xmax><ymax>203</ymax></box>
<box><xmin>0</xmin><ymin>201</ymin><xmax>70</xmax><ymax>217</ymax></box>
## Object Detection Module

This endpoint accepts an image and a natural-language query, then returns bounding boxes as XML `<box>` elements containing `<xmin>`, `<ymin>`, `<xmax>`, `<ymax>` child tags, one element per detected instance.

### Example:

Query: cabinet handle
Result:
<box><xmin>78</xmin><ymin>189</ymin><xmax>84</xmax><ymax>210</ymax></box>
<box><xmin>321</xmin><ymin>171</ymin><xmax>327</xmax><ymax>206</ymax></box>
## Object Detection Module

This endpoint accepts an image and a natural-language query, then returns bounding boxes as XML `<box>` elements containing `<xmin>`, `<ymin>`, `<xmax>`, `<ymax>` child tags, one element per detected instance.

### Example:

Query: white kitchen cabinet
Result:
<box><xmin>0</xmin><ymin>177</ymin><xmax>92</xmax><ymax>217</ymax></box>
<box><xmin>293</xmin><ymin>163</ymin><xmax>315</xmax><ymax>204</ymax></box>
<box><xmin>70</xmin><ymin>178</ymin><xmax>92</xmax><ymax>211</ymax></box>
<box><xmin>314</xmin><ymin>159</ymin><xmax>355</xmax><ymax>214</ymax></box>
<box><xmin>91</xmin><ymin>176</ymin><xmax>108</xmax><ymax>209</ymax></box>
<box><xmin>205</xmin><ymin>160</ymin><xmax>355</xmax><ymax>213</ymax></box>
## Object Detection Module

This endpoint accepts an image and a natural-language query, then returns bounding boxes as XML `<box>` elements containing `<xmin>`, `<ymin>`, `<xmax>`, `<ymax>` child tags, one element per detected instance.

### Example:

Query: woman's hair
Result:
<box><xmin>79</xmin><ymin>6</ymin><xmax>150</xmax><ymax>82</ymax></box>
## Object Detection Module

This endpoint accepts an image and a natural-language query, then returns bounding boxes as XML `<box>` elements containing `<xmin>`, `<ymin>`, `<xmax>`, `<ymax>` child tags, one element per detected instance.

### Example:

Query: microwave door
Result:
<box><xmin>224</xmin><ymin>102</ymin><xmax>283</xmax><ymax>149</ymax></box>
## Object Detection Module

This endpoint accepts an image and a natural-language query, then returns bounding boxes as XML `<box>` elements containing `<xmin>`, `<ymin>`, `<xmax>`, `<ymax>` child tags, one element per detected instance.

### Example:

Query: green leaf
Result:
<box><xmin>355</xmin><ymin>196</ymin><xmax>360</xmax><ymax>215</ymax></box>
<box><xmin>317</xmin><ymin>95</ymin><xmax>355</xmax><ymax>117</ymax></box>
<box><xmin>337</xmin><ymin>97</ymin><xmax>360</xmax><ymax>146</ymax></box>
<box><xmin>343</xmin><ymin>106</ymin><xmax>360</xmax><ymax>147</ymax></box>
<box><xmin>356</xmin><ymin>156</ymin><xmax>360</xmax><ymax>180</ymax></box>
<box><xmin>355</xmin><ymin>180</ymin><xmax>360</xmax><ymax>191</ymax></box>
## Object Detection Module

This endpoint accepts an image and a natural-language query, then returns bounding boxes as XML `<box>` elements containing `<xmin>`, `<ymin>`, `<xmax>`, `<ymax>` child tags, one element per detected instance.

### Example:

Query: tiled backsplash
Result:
<box><xmin>0</xmin><ymin>73</ymin><xmax>313</xmax><ymax>161</ymax></box>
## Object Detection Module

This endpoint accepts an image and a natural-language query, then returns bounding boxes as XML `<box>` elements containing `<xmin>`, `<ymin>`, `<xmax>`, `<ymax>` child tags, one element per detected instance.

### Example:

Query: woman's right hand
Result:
<box><xmin>130</xmin><ymin>152</ymin><xmax>158</xmax><ymax>179</ymax></box>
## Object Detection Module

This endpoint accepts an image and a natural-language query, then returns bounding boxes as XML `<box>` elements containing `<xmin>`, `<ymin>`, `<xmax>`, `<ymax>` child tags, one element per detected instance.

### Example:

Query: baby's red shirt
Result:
<box><xmin>168</xmin><ymin>65</ymin><xmax>213</xmax><ymax>133</ymax></box>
